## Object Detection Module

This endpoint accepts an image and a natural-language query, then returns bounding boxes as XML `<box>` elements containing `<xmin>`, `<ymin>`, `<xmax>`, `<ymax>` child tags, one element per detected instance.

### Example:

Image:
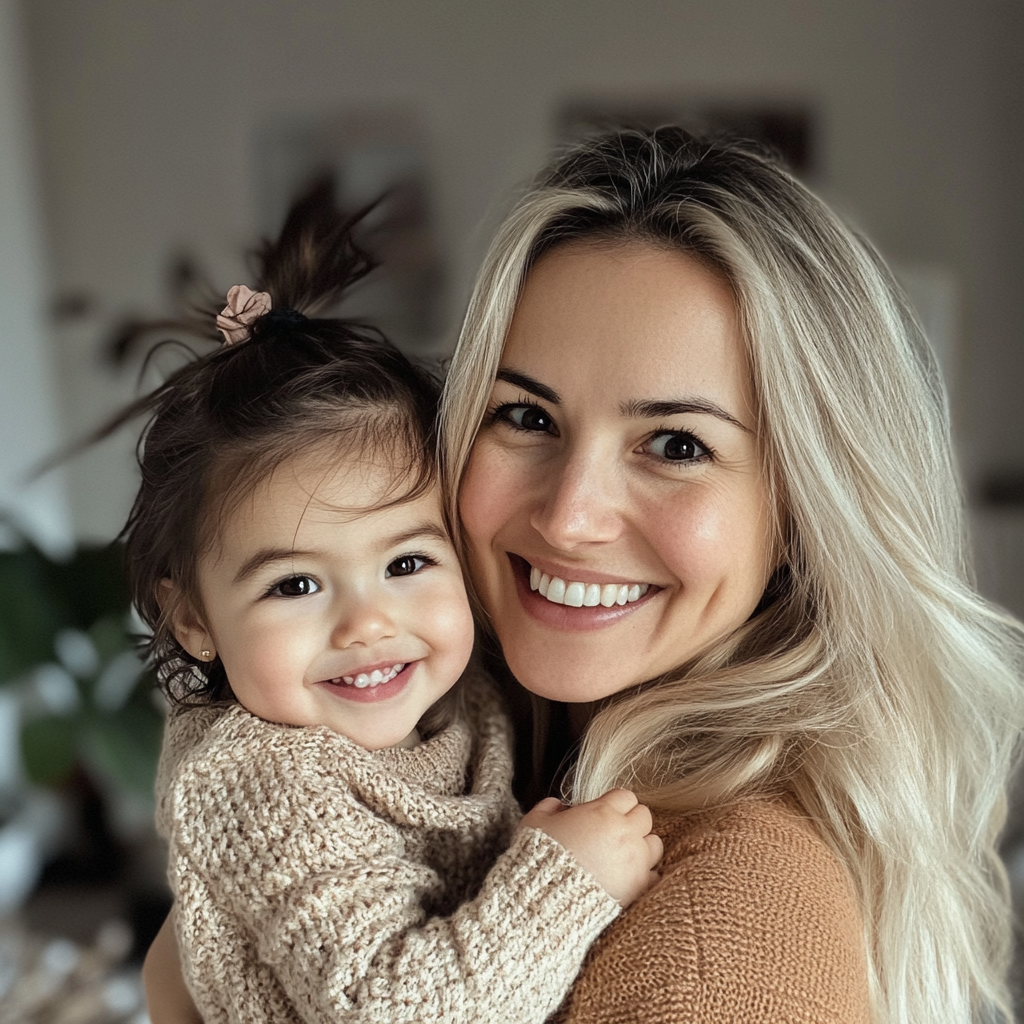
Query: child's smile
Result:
<box><xmin>171</xmin><ymin>454</ymin><xmax>475</xmax><ymax>749</ymax></box>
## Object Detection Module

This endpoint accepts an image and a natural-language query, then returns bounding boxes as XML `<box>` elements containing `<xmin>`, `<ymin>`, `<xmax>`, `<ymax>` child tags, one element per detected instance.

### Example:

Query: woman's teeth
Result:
<box><xmin>529</xmin><ymin>566</ymin><xmax>650</xmax><ymax>607</ymax></box>
<box><xmin>337</xmin><ymin>664</ymin><xmax>405</xmax><ymax>688</ymax></box>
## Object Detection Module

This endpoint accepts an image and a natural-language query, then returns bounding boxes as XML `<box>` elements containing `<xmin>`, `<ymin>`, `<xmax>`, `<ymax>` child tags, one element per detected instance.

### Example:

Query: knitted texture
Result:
<box><xmin>553</xmin><ymin>798</ymin><xmax>871</xmax><ymax>1024</ymax></box>
<box><xmin>155</xmin><ymin>670</ymin><xmax>620</xmax><ymax>1024</ymax></box>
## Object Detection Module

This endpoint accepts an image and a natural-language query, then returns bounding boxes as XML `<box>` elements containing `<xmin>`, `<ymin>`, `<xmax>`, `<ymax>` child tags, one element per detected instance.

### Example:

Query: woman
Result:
<box><xmin>440</xmin><ymin>126</ymin><xmax>1023</xmax><ymax>1023</ymax></box>
<box><xmin>147</xmin><ymin>128</ymin><xmax>1024</xmax><ymax>1023</ymax></box>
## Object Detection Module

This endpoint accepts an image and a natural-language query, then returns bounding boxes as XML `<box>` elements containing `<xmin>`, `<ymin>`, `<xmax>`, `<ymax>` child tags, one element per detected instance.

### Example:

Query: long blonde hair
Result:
<box><xmin>439</xmin><ymin>128</ymin><xmax>1024</xmax><ymax>1023</ymax></box>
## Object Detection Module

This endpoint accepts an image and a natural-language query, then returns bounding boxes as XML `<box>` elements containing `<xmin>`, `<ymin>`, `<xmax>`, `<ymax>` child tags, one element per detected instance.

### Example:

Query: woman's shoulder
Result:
<box><xmin>657</xmin><ymin>795</ymin><xmax>855</xmax><ymax>894</ymax></box>
<box><xmin>555</xmin><ymin>797</ymin><xmax>871</xmax><ymax>1024</ymax></box>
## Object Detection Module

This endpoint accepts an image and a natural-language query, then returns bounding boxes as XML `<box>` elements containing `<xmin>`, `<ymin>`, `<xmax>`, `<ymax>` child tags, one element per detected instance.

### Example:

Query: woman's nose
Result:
<box><xmin>329</xmin><ymin>594</ymin><xmax>397</xmax><ymax>649</ymax></box>
<box><xmin>529</xmin><ymin>449</ymin><xmax>625</xmax><ymax>550</ymax></box>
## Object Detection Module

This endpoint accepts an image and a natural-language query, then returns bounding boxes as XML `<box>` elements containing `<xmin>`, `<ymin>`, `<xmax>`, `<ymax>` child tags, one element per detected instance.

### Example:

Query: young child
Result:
<box><xmin>120</xmin><ymin>185</ymin><xmax>661</xmax><ymax>1023</ymax></box>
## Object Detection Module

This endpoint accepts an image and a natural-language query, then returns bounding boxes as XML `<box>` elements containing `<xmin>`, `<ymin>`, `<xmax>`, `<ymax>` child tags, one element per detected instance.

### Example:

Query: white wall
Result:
<box><xmin>0</xmin><ymin>0</ymin><xmax>70</xmax><ymax>551</ymax></box>
<box><xmin>14</xmin><ymin>0</ymin><xmax>1024</xmax><ymax>577</ymax></box>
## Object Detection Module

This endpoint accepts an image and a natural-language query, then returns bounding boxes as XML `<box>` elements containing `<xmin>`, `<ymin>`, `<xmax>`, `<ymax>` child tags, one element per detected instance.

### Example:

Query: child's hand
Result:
<box><xmin>520</xmin><ymin>789</ymin><xmax>663</xmax><ymax>906</ymax></box>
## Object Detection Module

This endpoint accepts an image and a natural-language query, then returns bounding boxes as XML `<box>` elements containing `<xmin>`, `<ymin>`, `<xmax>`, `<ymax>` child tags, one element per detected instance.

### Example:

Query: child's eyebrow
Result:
<box><xmin>383</xmin><ymin>523</ymin><xmax>451</xmax><ymax>549</ymax></box>
<box><xmin>233</xmin><ymin>549</ymin><xmax>315</xmax><ymax>584</ymax></box>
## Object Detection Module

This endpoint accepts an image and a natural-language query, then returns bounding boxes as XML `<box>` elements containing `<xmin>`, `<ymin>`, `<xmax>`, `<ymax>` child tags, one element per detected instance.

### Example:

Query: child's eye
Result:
<box><xmin>386</xmin><ymin>554</ymin><xmax>435</xmax><ymax>578</ymax></box>
<box><xmin>643</xmin><ymin>431</ymin><xmax>713</xmax><ymax>463</ymax></box>
<box><xmin>493</xmin><ymin>402</ymin><xmax>557</xmax><ymax>435</ymax></box>
<box><xmin>270</xmin><ymin>575</ymin><xmax>320</xmax><ymax>597</ymax></box>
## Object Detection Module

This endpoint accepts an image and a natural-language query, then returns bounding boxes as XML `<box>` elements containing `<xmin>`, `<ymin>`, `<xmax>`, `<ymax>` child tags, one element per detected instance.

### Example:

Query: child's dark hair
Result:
<box><xmin>106</xmin><ymin>181</ymin><xmax>444</xmax><ymax>707</ymax></box>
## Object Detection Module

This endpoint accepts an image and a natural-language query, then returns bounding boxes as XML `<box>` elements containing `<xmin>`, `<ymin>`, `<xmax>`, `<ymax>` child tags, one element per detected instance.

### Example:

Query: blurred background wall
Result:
<box><xmin>2</xmin><ymin>0</ymin><xmax>1020</xmax><ymax>595</ymax></box>
<box><xmin>0</xmin><ymin>0</ymin><xmax>71</xmax><ymax>553</ymax></box>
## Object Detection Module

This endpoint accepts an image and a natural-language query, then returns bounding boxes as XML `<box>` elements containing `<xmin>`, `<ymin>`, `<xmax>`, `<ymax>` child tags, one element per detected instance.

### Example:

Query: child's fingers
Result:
<box><xmin>597</xmin><ymin>788</ymin><xmax>640</xmax><ymax>813</ymax></box>
<box><xmin>526</xmin><ymin>796</ymin><xmax>566</xmax><ymax>816</ymax></box>
<box><xmin>624</xmin><ymin>800</ymin><xmax>653</xmax><ymax>836</ymax></box>
<box><xmin>518</xmin><ymin>796</ymin><xmax>568</xmax><ymax>834</ymax></box>
<box><xmin>645</xmin><ymin>832</ymin><xmax>664</xmax><ymax>868</ymax></box>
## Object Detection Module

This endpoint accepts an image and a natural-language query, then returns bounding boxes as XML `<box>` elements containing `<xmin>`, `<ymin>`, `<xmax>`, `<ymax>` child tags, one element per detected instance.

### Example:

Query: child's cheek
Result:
<box><xmin>426</xmin><ymin>583</ymin><xmax>476</xmax><ymax>670</ymax></box>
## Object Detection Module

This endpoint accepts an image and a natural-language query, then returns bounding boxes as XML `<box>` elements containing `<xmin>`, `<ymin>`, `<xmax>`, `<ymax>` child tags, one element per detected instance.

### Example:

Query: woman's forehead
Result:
<box><xmin>501</xmin><ymin>241</ymin><xmax>755</xmax><ymax>428</ymax></box>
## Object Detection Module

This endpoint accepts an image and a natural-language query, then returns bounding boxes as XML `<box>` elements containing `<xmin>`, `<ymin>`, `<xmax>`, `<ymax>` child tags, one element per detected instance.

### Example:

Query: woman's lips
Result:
<box><xmin>509</xmin><ymin>555</ymin><xmax>658</xmax><ymax>632</ymax></box>
<box><xmin>318</xmin><ymin>661</ymin><xmax>416</xmax><ymax>703</ymax></box>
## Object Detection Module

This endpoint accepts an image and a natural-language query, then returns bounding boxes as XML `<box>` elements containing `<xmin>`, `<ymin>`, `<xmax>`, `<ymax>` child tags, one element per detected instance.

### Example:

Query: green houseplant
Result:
<box><xmin>0</xmin><ymin>526</ymin><xmax>163</xmax><ymax>801</ymax></box>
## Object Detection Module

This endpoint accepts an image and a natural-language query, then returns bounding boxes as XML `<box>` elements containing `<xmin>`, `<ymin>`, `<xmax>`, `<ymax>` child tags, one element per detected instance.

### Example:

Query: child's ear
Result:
<box><xmin>157</xmin><ymin>579</ymin><xmax>216</xmax><ymax>663</ymax></box>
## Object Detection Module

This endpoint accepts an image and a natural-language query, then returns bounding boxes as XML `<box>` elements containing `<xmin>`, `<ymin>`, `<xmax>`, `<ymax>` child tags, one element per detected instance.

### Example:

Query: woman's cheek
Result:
<box><xmin>646</xmin><ymin>487</ymin><xmax>768</xmax><ymax>600</ymax></box>
<box><xmin>459</xmin><ymin>443</ymin><xmax>514</xmax><ymax>557</ymax></box>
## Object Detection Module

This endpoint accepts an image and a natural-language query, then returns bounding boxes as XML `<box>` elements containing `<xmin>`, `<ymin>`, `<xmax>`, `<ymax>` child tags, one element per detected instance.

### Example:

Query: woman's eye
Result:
<box><xmin>386</xmin><ymin>555</ymin><xmax>432</xmax><ymax>578</ymax></box>
<box><xmin>272</xmin><ymin>576</ymin><xmax>319</xmax><ymax>597</ymax></box>
<box><xmin>496</xmin><ymin>403</ymin><xmax>556</xmax><ymax>434</ymax></box>
<box><xmin>646</xmin><ymin>432</ymin><xmax>710</xmax><ymax>462</ymax></box>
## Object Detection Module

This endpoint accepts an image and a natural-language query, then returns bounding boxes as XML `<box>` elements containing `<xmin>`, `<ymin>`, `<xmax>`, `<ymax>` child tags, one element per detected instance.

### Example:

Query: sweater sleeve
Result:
<box><xmin>552</xmin><ymin>801</ymin><xmax>871</xmax><ymax>1024</ymax></box>
<box><xmin>233</xmin><ymin>824</ymin><xmax>619</xmax><ymax>1024</ymax></box>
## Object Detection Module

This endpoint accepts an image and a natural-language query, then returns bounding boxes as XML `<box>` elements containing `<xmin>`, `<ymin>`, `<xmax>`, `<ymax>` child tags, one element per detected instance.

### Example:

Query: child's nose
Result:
<box><xmin>329</xmin><ymin>596</ymin><xmax>397</xmax><ymax>648</ymax></box>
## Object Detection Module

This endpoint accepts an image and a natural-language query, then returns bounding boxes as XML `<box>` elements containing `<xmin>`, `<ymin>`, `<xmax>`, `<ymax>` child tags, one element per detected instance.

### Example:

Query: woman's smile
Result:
<box><xmin>525</xmin><ymin>558</ymin><xmax>653</xmax><ymax>607</ymax></box>
<box><xmin>506</xmin><ymin>554</ymin><xmax>659</xmax><ymax>633</ymax></box>
<box><xmin>459</xmin><ymin>241</ymin><xmax>776</xmax><ymax>702</ymax></box>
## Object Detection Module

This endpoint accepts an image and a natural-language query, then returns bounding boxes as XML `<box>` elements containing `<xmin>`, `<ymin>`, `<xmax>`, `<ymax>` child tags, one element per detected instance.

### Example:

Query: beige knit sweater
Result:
<box><xmin>155</xmin><ymin>673</ymin><xmax>620</xmax><ymax>1024</ymax></box>
<box><xmin>553</xmin><ymin>797</ymin><xmax>871</xmax><ymax>1024</ymax></box>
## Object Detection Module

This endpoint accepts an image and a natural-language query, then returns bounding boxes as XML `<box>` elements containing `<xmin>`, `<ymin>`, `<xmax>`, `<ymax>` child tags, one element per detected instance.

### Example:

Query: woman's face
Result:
<box><xmin>459</xmin><ymin>241</ymin><xmax>775</xmax><ymax>702</ymax></box>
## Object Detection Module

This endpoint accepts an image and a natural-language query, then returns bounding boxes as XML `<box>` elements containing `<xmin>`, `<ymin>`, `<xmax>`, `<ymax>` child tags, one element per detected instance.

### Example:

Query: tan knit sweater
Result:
<box><xmin>155</xmin><ymin>674</ymin><xmax>619</xmax><ymax>1024</ymax></box>
<box><xmin>553</xmin><ymin>797</ymin><xmax>871</xmax><ymax>1024</ymax></box>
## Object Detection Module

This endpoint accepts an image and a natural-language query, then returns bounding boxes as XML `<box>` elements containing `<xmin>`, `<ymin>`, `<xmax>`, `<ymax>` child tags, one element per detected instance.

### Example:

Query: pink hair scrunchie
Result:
<box><xmin>215</xmin><ymin>285</ymin><xmax>272</xmax><ymax>346</ymax></box>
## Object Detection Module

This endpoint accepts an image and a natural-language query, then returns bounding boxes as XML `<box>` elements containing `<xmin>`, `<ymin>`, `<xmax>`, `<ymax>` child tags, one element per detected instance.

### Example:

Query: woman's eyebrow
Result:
<box><xmin>495</xmin><ymin>368</ymin><xmax>561</xmax><ymax>404</ymax></box>
<box><xmin>621</xmin><ymin>397</ymin><xmax>752</xmax><ymax>432</ymax></box>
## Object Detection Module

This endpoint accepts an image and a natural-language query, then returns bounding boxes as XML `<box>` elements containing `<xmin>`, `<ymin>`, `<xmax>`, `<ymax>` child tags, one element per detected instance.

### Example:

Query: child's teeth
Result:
<box><xmin>338</xmin><ymin>664</ymin><xmax>405</xmax><ymax>688</ymax></box>
<box><xmin>527</xmin><ymin>566</ymin><xmax>650</xmax><ymax>608</ymax></box>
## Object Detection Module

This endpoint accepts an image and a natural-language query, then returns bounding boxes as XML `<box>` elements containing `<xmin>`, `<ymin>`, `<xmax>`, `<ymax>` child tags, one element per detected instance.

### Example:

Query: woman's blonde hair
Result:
<box><xmin>440</xmin><ymin>128</ymin><xmax>1024</xmax><ymax>1024</ymax></box>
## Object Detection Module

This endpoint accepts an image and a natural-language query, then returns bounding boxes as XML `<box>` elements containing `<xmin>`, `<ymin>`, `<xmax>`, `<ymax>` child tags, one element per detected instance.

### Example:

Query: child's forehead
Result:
<box><xmin>205</xmin><ymin>451</ymin><xmax>442</xmax><ymax>559</ymax></box>
<box><xmin>252</xmin><ymin>453</ymin><xmax>436</xmax><ymax>517</ymax></box>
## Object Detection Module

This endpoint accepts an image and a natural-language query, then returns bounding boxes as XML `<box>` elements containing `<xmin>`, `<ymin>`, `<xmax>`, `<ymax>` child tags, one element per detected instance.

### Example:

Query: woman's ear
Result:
<box><xmin>157</xmin><ymin>579</ymin><xmax>215</xmax><ymax>662</ymax></box>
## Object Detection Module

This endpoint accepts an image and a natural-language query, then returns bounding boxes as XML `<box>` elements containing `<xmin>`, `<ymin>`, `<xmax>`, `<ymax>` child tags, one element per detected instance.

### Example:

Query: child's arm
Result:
<box><xmin>179</xmin><ymin>787</ymin><xmax>657</xmax><ymax>1024</ymax></box>
<box><xmin>163</xmin><ymin>697</ymin><xmax>661</xmax><ymax>1024</ymax></box>
<box><xmin>142</xmin><ymin>908</ymin><xmax>203</xmax><ymax>1024</ymax></box>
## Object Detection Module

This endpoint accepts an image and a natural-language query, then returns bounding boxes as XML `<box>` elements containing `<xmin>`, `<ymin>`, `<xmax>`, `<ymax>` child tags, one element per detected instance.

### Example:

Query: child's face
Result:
<box><xmin>179</xmin><ymin>454</ymin><xmax>475</xmax><ymax>749</ymax></box>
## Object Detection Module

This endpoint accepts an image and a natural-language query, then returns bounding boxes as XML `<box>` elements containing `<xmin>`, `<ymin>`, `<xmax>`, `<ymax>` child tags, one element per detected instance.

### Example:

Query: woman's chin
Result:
<box><xmin>503</xmin><ymin>650</ymin><xmax>633</xmax><ymax>704</ymax></box>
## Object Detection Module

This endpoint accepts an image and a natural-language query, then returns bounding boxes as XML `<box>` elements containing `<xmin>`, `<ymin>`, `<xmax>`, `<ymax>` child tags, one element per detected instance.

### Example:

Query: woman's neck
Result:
<box><xmin>567</xmin><ymin>701</ymin><xmax>598</xmax><ymax>741</ymax></box>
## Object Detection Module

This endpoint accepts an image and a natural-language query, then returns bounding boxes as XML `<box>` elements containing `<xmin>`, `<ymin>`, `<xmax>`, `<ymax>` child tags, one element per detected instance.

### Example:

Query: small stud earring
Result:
<box><xmin>200</xmin><ymin>650</ymin><xmax>212</xmax><ymax>660</ymax></box>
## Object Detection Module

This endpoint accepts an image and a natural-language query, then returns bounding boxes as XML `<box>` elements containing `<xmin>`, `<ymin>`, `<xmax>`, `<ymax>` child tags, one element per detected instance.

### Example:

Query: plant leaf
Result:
<box><xmin>0</xmin><ymin>550</ymin><xmax>65</xmax><ymax>684</ymax></box>
<box><xmin>21</xmin><ymin>716</ymin><xmax>78</xmax><ymax>786</ymax></box>
<box><xmin>81</xmin><ymin>704</ymin><xmax>163</xmax><ymax>799</ymax></box>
